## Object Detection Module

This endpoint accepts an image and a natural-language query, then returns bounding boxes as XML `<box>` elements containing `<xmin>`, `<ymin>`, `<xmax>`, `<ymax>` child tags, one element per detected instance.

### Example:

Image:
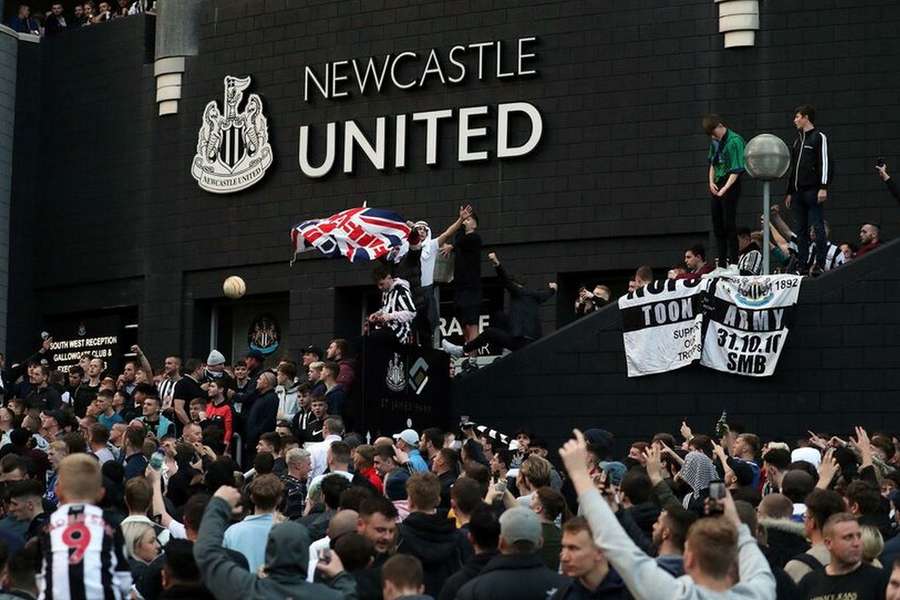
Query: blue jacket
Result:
<box><xmin>407</xmin><ymin>449</ymin><xmax>429</xmax><ymax>473</ymax></box>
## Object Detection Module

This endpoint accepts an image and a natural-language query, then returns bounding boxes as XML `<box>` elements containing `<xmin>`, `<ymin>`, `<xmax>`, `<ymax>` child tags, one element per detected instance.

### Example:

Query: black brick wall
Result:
<box><xmin>453</xmin><ymin>239</ymin><xmax>900</xmax><ymax>455</ymax></box>
<box><xmin>8</xmin><ymin>0</ymin><xmax>900</xmax><ymax>366</ymax></box>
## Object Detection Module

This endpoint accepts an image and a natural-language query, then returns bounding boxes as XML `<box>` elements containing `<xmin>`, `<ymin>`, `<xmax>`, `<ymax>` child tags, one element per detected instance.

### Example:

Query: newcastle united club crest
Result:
<box><xmin>191</xmin><ymin>75</ymin><xmax>273</xmax><ymax>194</ymax></box>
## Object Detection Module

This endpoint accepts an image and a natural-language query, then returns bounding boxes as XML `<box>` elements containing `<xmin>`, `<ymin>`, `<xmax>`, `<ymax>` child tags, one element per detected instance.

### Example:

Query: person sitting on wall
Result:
<box><xmin>442</xmin><ymin>252</ymin><xmax>556</xmax><ymax>358</ymax></box>
<box><xmin>366</xmin><ymin>266</ymin><xmax>417</xmax><ymax>346</ymax></box>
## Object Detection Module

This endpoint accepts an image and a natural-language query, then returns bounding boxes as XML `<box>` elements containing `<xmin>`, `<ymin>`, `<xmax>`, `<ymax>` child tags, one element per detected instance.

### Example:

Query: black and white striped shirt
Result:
<box><xmin>38</xmin><ymin>503</ymin><xmax>132</xmax><ymax>600</ymax></box>
<box><xmin>379</xmin><ymin>278</ymin><xmax>417</xmax><ymax>344</ymax></box>
<box><xmin>787</xmin><ymin>234</ymin><xmax>845</xmax><ymax>271</ymax></box>
<box><xmin>157</xmin><ymin>375</ymin><xmax>180</xmax><ymax>408</ymax></box>
<box><xmin>738</xmin><ymin>244</ymin><xmax>763</xmax><ymax>276</ymax></box>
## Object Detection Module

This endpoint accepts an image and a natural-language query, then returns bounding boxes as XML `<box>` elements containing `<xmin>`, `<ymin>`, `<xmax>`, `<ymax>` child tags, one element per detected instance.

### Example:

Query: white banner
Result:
<box><xmin>700</xmin><ymin>275</ymin><xmax>803</xmax><ymax>376</ymax></box>
<box><xmin>618</xmin><ymin>278</ymin><xmax>708</xmax><ymax>377</ymax></box>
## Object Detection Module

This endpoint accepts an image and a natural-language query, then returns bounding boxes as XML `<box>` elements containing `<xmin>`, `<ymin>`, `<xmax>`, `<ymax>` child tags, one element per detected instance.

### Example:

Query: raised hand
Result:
<box><xmin>644</xmin><ymin>445</ymin><xmax>665</xmax><ymax>485</ymax></box>
<box><xmin>559</xmin><ymin>429</ymin><xmax>590</xmax><ymax>476</ymax></box>
<box><xmin>816</xmin><ymin>448</ymin><xmax>839</xmax><ymax>489</ymax></box>
<box><xmin>807</xmin><ymin>430</ymin><xmax>828</xmax><ymax>450</ymax></box>
<box><xmin>680</xmin><ymin>420</ymin><xmax>693</xmax><ymax>440</ymax></box>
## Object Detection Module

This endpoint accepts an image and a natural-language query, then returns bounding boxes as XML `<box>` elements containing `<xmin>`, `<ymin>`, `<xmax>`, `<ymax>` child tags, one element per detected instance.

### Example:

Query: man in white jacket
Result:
<box><xmin>559</xmin><ymin>429</ymin><xmax>776</xmax><ymax>600</ymax></box>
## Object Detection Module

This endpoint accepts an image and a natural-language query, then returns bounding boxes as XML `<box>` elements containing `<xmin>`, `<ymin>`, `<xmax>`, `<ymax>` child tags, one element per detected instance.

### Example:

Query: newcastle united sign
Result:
<box><xmin>192</xmin><ymin>37</ymin><xmax>544</xmax><ymax>191</ymax></box>
<box><xmin>191</xmin><ymin>76</ymin><xmax>274</xmax><ymax>194</ymax></box>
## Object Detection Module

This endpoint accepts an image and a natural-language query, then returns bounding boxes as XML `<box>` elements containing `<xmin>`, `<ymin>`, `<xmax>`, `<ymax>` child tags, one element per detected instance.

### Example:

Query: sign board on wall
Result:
<box><xmin>45</xmin><ymin>312</ymin><xmax>137</xmax><ymax>375</ymax></box>
<box><xmin>192</xmin><ymin>37</ymin><xmax>543</xmax><ymax>191</ymax></box>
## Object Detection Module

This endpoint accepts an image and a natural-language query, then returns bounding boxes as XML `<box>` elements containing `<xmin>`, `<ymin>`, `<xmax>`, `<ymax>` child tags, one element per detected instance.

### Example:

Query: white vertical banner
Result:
<box><xmin>618</xmin><ymin>278</ymin><xmax>709</xmax><ymax>377</ymax></box>
<box><xmin>700</xmin><ymin>275</ymin><xmax>803</xmax><ymax>376</ymax></box>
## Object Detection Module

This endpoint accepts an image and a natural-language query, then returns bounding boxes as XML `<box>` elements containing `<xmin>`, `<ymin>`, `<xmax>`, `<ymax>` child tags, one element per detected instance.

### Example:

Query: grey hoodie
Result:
<box><xmin>195</xmin><ymin>497</ymin><xmax>357</xmax><ymax>600</ymax></box>
<box><xmin>578</xmin><ymin>488</ymin><xmax>776</xmax><ymax>600</ymax></box>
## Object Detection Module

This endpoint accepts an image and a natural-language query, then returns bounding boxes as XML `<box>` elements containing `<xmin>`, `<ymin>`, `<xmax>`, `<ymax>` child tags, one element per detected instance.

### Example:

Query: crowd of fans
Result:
<box><xmin>5</xmin><ymin>1</ymin><xmax>151</xmax><ymax>36</ymax></box>
<box><xmin>580</xmin><ymin>106</ymin><xmax>895</xmax><ymax>311</ymax></box>
<box><xmin>0</xmin><ymin>337</ymin><xmax>898</xmax><ymax>599</ymax></box>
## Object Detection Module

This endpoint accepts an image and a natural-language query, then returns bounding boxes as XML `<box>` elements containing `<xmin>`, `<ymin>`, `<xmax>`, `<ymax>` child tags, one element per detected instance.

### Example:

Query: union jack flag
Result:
<box><xmin>291</xmin><ymin>206</ymin><xmax>412</xmax><ymax>264</ymax></box>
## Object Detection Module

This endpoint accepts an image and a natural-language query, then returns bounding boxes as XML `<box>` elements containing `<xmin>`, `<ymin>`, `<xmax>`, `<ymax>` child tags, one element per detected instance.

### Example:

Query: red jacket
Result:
<box><xmin>360</xmin><ymin>466</ymin><xmax>383</xmax><ymax>493</ymax></box>
<box><xmin>205</xmin><ymin>400</ymin><xmax>233</xmax><ymax>446</ymax></box>
<box><xmin>855</xmin><ymin>240</ymin><xmax>881</xmax><ymax>258</ymax></box>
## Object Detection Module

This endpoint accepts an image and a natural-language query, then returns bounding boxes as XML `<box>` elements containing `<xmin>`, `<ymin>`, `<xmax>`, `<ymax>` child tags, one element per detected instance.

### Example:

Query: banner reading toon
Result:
<box><xmin>700</xmin><ymin>275</ymin><xmax>803</xmax><ymax>377</ymax></box>
<box><xmin>618</xmin><ymin>278</ymin><xmax>708</xmax><ymax>377</ymax></box>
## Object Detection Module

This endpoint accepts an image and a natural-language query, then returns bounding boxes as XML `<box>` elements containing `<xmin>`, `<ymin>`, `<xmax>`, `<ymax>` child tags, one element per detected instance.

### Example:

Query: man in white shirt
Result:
<box><xmin>307</xmin><ymin>417</ymin><xmax>344</xmax><ymax>479</ymax></box>
<box><xmin>306</xmin><ymin>509</ymin><xmax>359</xmax><ymax>582</ymax></box>
<box><xmin>306</xmin><ymin>441</ymin><xmax>354</xmax><ymax>501</ymax></box>
<box><xmin>413</xmin><ymin>204</ymin><xmax>472</xmax><ymax>347</ymax></box>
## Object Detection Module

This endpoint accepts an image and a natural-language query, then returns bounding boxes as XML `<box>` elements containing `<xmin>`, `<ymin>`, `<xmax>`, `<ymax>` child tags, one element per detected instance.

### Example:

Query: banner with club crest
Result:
<box><xmin>618</xmin><ymin>274</ymin><xmax>803</xmax><ymax>377</ymax></box>
<box><xmin>699</xmin><ymin>274</ymin><xmax>802</xmax><ymax>377</ymax></box>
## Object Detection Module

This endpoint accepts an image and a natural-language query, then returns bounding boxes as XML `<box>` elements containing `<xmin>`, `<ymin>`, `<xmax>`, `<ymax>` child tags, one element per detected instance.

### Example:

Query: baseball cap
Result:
<box><xmin>583</xmin><ymin>428</ymin><xmax>615</xmax><ymax>457</ymax></box>
<box><xmin>394</xmin><ymin>429</ymin><xmax>419</xmax><ymax>446</ymax></box>
<box><xmin>598</xmin><ymin>461</ymin><xmax>627</xmax><ymax>486</ymax></box>
<box><xmin>302</xmin><ymin>345</ymin><xmax>323</xmax><ymax>358</ymax></box>
<box><xmin>499</xmin><ymin>507</ymin><xmax>542</xmax><ymax>545</ymax></box>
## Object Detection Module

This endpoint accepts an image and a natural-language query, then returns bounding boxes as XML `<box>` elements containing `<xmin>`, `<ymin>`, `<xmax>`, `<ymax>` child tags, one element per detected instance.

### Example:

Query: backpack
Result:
<box><xmin>790</xmin><ymin>551</ymin><xmax>825</xmax><ymax>572</ymax></box>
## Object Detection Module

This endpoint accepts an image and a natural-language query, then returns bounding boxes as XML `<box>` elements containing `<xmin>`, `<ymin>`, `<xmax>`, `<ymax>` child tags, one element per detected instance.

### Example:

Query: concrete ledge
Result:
<box><xmin>156</xmin><ymin>84</ymin><xmax>182</xmax><ymax>102</ymax></box>
<box><xmin>720</xmin><ymin>14</ymin><xmax>760</xmax><ymax>32</ymax></box>
<box><xmin>718</xmin><ymin>0</ymin><xmax>759</xmax><ymax>17</ymax></box>
<box><xmin>724</xmin><ymin>31</ymin><xmax>756</xmax><ymax>47</ymax></box>
<box><xmin>153</xmin><ymin>56</ymin><xmax>185</xmax><ymax>76</ymax></box>
<box><xmin>158</xmin><ymin>100</ymin><xmax>178</xmax><ymax>116</ymax></box>
<box><xmin>156</xmin><ymin>73</ymin><xmax>181</xmax><ymax>88</ymax></box>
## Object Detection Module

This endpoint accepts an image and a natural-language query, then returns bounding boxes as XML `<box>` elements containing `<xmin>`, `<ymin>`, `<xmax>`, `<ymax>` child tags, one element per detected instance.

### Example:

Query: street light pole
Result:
<box><xmin>762</xmin><ymin>181</ymin><xmax>770</xmax><ymax>274</ymax></box>
<box><xmin>744</xmin><ymin>134</ymin><xmax>791</xmax><ymax>276</ymax></box>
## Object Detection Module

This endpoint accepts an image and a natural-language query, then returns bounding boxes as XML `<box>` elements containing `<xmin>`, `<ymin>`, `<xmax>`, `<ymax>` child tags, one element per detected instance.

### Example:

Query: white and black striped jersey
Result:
<box><xmin>38</xmin><ymin>503</ymin><xmax>132</xmax><ymax>600</ymax></box>
<box><xmin>157</xmin><ymin>375</ymin><xmax>180</xmax><ymax>408</ymax></box>
<box><xmin>787</xmin><ymin>234</ymin><xmax>845</xmax><ymax>271</ymax></box>
<box><xmin>738</xmin><ymin>244</ymin><xmax>763</xmax><ymax>276</ymax></box>
<box><xmin>378</xmin><ymin>278</ymin><xmax>417</xmax><ymax>343</ymax></box>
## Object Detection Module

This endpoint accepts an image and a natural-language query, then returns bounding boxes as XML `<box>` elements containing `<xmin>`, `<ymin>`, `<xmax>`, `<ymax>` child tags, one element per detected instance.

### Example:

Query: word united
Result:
<box><xmin>298</xmin><ymin>37</ymin><xmax>543</xmax><ymax>178</ymax></box>
<box><xmin>618</xmin><ymin>275</ymin><xmax>802</xmax><ymax>378</ymax></box>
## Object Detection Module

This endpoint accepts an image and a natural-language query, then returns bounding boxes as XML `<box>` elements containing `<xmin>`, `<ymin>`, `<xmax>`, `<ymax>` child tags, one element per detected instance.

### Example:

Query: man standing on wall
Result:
<box><xmin>703</xmin><ymin>114</ymin><xmax>746</xmax><ymax>268</ymax></box>
<box><xmin>413</xmin><ymin>204</ymin><xmax>473</xmax><ymax>347</ymax></box>
<box><xmin>442</xmin><ymin>211</ymin><xmax>482</xmax><ymax>344</ymax></box>
<box><xmin>785</xmin><ymin>104</ymin><xmax>831</xmax><ymax>276</ymax></box>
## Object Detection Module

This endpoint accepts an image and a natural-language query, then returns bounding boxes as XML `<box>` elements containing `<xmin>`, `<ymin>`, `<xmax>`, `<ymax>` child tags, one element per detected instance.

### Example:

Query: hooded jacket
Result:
<box><xmin>759</xmin><ymin>518</ymin><xmax>809</xmax><ymax>569</ymax></box>
<box><xmin>456</xmin><ymin>552</ymin><xmax>567</xmax><ymax>600</ymax></box>
<box><xmin>438</xmin><ymin>550</ymin><xmax>499</xmax><ymax>600</ymax></box>
<box><xmin>397</xmin><ymin>511</ymin><xmax>472</xmax><ymax>597</ymax></box>
<box><xmin>194</xmin><ymin>497</ymin><xmax>357</xmax><ymax>600</ymax></box>
<box><xmin>245</xmin><ymin>388</ymin><xmax>278</xmax><ymax>448</ymax></box>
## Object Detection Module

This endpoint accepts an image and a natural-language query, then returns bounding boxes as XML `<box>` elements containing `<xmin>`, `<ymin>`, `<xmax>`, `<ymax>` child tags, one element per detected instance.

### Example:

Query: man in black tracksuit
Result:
<box><xmin>442</xmin><ymin>252</ymin><xmax>556</xmax><ymax>357</ymax></box>
<box><xmin>785</xmin><ymin>104</ymin><xmax>832</xmax><ymax>274</ymax></box>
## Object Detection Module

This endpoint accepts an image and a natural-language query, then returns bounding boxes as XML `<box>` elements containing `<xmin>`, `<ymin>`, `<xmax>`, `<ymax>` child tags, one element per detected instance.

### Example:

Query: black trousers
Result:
<box><xmin>711</xmin><ymin>176</ymin><xmax>741</xmax><ymax>266</ymax></box>
<box><xmin>462</xmin><ymin>327</ymin><xmax>529</xmax><ymax>353</ymax></box>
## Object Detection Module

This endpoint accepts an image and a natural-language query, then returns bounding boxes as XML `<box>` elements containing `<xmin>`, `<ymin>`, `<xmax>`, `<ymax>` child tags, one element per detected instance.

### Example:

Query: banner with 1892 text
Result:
<box><xmin>700</xmin><ymin>274</ymin><xmax>803</xmax><ymax>376</ymax></box>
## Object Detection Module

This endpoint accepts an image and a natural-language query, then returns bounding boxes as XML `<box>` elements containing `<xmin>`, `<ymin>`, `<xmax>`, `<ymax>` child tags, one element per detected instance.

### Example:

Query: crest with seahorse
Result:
<box><xmin>191</xmin><ymin>75</ymin><xmax>274</xmax><ymax>194</ymax></box>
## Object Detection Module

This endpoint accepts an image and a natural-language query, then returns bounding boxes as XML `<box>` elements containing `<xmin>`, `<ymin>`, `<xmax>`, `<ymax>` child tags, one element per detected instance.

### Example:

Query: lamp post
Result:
<box><xmin>744</xmin><ymin>134</ymin><xmax>791</xmax><ymax>274</ymax></box>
